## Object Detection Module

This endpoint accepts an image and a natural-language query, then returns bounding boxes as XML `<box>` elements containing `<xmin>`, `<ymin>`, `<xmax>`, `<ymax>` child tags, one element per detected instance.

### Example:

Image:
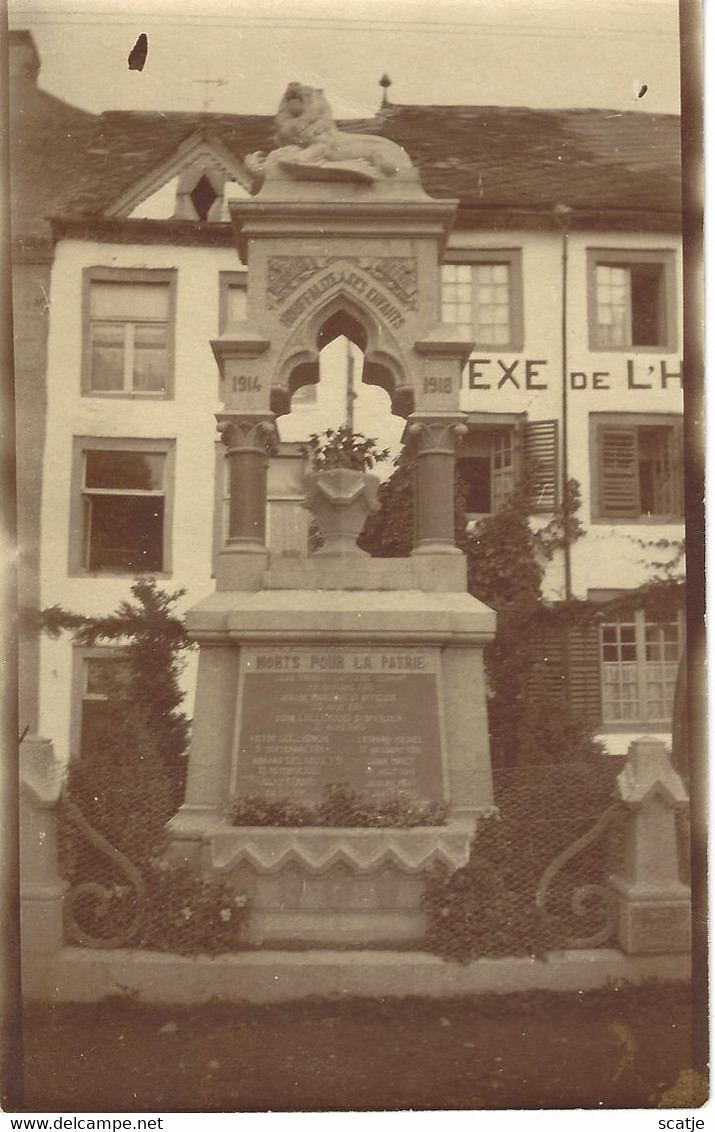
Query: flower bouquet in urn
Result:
<box><xmin>301</xmin><ymin>426</ymin><xmax>389</xmax><ymax>555</ymax></box>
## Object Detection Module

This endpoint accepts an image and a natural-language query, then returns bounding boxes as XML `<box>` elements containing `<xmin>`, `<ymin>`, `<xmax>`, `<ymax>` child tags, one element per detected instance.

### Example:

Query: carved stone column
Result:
<box><xmin>610</xmin><ymin>737</ymin><xmax>691</xmax><ymax>954</ymax></box>
<box><xmin>405</xmin><ymin>413</ymin><xmax>467</xmax><ymax>554</ymax></box>
<box><xmin>20</xmin><ymin>735</ymin><xmax>68</xmax><ymax>955</ymax></box>
<box><xmin>217</xmin><ymin>412</ymin><xmax>277</xmax><ymax>552</ymax></box>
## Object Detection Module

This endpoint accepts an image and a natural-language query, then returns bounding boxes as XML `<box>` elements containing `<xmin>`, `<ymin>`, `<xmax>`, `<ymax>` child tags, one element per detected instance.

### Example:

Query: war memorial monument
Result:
<box><xmin>169</xmin><ymin>83</ymin><xmax>497</xmax><ymax>944</ymax></box>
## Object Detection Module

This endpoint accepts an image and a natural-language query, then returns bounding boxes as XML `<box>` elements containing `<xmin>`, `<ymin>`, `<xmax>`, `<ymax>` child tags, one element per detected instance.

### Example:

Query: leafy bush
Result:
<box><xmin>138</xmin><ymin>861</ymin><xmax>248</xmax><ymax>956</ymax></box>
<box><xmin>361</xmin><ymin>457</ymin><xmax>600</xmax><ymax>766</ymax></box>
<box><xmin>422</xmin><ymin>813</ymin><xmax>554</xmax><ymax>962</ymax></box>
<box><xmin>302</xmin><ymin>426</ymin><xmax>390</xmax><ymax>471</ymax></box>
<box><xmin>231</xmin><ymin>783</ymin><xmax>447</xmax><ymax>828</ymax></box>
<box><xmin>423</xmin><ymin>761</ymin><xmax>626</xmax><ymax>961</ymax></box>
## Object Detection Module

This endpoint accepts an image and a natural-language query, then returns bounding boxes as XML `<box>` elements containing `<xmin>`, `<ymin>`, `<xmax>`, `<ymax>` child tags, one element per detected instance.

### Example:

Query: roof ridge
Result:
<box><xmin>385</xmin><ymin>102</ymin><xmax>680</xmax><ymax>118</ymax></box>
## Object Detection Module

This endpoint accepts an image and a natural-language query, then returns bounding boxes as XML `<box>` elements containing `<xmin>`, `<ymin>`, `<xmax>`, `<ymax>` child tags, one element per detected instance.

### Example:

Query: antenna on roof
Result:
<box><xmin>379</xmin><ymin>73</ymin><xmax>392</xmax><ymax>109</ymax></box>
<box><xmin>193</xmin><ymin>78</ymin><xmax>229</xmax><ymax>112</ymax></box>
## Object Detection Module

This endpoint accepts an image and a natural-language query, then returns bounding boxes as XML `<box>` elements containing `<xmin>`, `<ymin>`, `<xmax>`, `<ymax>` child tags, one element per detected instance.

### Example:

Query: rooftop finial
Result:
<box><xmin>379</xmin><ymin>73</ymin><xmax>392</xmax><ymax>109</ymax></box>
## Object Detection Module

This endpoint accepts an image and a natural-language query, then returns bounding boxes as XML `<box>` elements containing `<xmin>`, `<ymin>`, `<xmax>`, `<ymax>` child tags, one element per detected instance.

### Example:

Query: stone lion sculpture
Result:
<box><xmin>246</xmin><ymin>83</ymin><xmax>412</xmax><ymax>183</ymax></box>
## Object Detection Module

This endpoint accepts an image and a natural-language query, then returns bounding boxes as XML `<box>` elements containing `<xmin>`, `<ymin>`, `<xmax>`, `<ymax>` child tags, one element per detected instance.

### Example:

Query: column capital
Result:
<box><xmin>217</xmin><ymin>412</ymin><xmax>278</xmax><ymax>454</ymax></box>
<box><xmin>404</xmin><ymin>412</ymin><xmax>468</xmax><ymax>456</ymax></box>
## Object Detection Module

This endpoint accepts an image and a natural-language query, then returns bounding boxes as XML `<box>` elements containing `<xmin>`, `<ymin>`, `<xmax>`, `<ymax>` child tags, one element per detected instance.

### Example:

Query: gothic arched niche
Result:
<box><xmin>270</xmin><ymin>291</ymin><xmax>414</xmax><ymax>419</ymax></box>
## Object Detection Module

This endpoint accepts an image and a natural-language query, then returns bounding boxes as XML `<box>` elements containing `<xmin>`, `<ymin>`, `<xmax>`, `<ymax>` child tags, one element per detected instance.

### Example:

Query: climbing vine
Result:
<box><xmin>362</xmin><ymin>453</ymin><xmax>606</xmax><ymax>765</ymax></box>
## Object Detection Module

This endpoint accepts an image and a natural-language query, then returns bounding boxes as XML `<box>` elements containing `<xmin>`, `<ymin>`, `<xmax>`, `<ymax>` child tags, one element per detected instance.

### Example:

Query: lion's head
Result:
<box><xmin>274</xmin><ymin>83</ymin><xmax>335</xmax><ymax>147</ymax></box>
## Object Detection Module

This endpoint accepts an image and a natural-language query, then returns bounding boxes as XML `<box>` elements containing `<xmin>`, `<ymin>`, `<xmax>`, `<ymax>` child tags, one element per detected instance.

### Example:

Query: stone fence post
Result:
<box><xmin>20</xmin><ymin>735</ymin><xmax>68</xmax><ymax>955</ymax></box>
<box><xmin>610</xmin><ymin>737</ymin><xmax>691</xmax><ymax>954</ymax></box>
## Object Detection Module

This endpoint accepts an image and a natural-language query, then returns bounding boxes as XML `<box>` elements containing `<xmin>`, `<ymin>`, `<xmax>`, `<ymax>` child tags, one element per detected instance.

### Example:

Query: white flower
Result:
<box><xmin>180</xmin><ymin>907</ymin><xmax>192</xmax><ymax>921</ymax></box>
<box><xmin>220</xmin><ymin>909</ymin><xmax>231</xmax><ymax>923</ymax></box>
<box><xmin>234</xmin><ymin>894</ymin><xmax>248</xmax><ymax>908</ymax></box>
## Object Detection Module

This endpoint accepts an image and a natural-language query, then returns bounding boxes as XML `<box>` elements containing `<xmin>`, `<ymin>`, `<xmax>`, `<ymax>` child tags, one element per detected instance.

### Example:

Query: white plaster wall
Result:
<box><xmin>456</xmin><ymin>230</ymin><xmax>563</xmax><ymax>422</ymax></box>
<box><xmin>36</xmin><ymin>227</ymin><xmax>684</xmax><ymax>762</ymax></box>
<box><xmin>563</xmin><ymin>231</ymin><xmax>683</xmax><ymax>599</ymax></box>
<box><xmin>39</xmin><ymin>239</ymin><xmax>243</xmax><ymax>760</ymax></box>
<box><xmin>452</xmin><ymin>228</ymin><xmax>684</xmax><ymax>602</ymax></box>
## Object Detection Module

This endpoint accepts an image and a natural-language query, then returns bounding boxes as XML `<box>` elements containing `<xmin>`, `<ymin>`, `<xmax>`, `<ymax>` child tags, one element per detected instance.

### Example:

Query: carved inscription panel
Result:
<box><xmin>265</xmin><ymin>255</ymin><xmax>418</xmax><ymax>330</ymax></box>
<box><xmin>233</xmin><ymin>646</ymin><xmax>445</xmax><ymax>804</ymax></box>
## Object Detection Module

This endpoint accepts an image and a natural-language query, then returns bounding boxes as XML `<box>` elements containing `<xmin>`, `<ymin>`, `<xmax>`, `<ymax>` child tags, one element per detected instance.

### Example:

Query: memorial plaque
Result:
<box><xmin>233</xmin><ymin>646</ymin><xmax>445</xmax><ymax>804</ymax></box>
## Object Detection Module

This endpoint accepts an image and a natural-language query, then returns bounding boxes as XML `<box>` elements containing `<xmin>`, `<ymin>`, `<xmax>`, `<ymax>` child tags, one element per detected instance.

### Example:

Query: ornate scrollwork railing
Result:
<box><xmin>535</xmin><ymin>802</ymin><xmax>623</xmax><ymax>948</ymax></box>
<box><xmin>61</xmin><ymin>792</ymin><xmax>147</xmax><ymax>949</ymax></box>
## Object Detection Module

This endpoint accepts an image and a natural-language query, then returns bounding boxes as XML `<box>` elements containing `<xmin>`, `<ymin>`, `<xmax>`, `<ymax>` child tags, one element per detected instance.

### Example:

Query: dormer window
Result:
<box><xmin>111</xmin><ymin>132</ymin><xmax>252</xmax><ymax>222</ymax></box>
<box><xmin>190</xmin><ymin>174</ymin><xmax>219</xmax><ymax>221</ymax></box>
<box><xmin>175</xmin><ymin>165</ymin><xmax>226</xmax><ymax>221</ymax></box>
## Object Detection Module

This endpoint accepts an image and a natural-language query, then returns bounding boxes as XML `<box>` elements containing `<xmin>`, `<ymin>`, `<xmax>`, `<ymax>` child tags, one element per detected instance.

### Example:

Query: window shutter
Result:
<box><xmin>598</xmin><ymin>426</ymin><xmax>639</xmax><ymax>518</ymax></box>
<box><xmin>566</xmin><ymin>622</ymin><xmax>602</xmax><ymax>728</ymax></box>
<box><xmin>523</xmin><ymin>419</ymin><xmax>558</xmax><ymax>513</ymax></box>
<box><xmin>528</xmin><ymin>621</ymin><xmax>567</xmax><ymax>703</ymax></box>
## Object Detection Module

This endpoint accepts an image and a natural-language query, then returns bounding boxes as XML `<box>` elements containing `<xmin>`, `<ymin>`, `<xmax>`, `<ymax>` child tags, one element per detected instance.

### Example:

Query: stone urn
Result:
<box><xmin>303</xmin><ymin>469</ymin><xmax>381</xmax><ymax>556</ymax></box>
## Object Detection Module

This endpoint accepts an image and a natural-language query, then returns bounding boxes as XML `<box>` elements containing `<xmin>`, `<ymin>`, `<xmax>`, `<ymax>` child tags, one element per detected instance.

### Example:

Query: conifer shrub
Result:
<box><xmin>38</xmin><ymin>580</ymin><xmax>250</xmax><ymax>954</ymax></box>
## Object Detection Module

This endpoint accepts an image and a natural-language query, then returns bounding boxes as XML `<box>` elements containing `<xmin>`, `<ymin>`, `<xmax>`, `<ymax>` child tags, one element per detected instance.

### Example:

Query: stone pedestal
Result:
<box><xmin>172</xmin><ymin>85</ymin><xmax>495</xmax><ymax>946</ymax></box>
<box><xmin>20</xmin><ymin>735</ymin><xmax>68</xmax><ymax>955</ymax></box>
<box><xmin>610</xmin><ymin>737</ymin><xmax>691</xmax><ymax>955</ymax></box>
<box><xmin>170</xmin><ymin>555</ymin><xmax>495</xmax><ymax>944</ymax></box>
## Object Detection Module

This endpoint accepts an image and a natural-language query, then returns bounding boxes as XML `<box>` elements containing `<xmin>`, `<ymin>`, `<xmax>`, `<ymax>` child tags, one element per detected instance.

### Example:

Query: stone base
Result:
<box><xmin>22</xmin><ymin>948</ymin><xmax>693</xmax><ymax>1006</ymax></box>
<box><xmin>217</xmin><ymin>550</ymin><xmax>468</xmax><ymax>593</ymax></box>
<box><xmin>20</xmin><ymin>881</ymin><xmax>69</xmax><ymax>955</ymax></box>
<box><xmin>250</xmin><ymin>909</ymin><xmax>426</xmax><ymax>945</ymax></box>
<box><xmin>204</xmin><ymin>818</ymin><xmax>479</xmax><ymax>945</ymax></box>
<box><xmin>175</xmin><ymin>574</ymin><xmax>495</xmax><ymax>947</ymax></box>
<box><xmin>611</xmin><ymin>878</ymin><xmax>692</xmax><ymax>954</ymax></box>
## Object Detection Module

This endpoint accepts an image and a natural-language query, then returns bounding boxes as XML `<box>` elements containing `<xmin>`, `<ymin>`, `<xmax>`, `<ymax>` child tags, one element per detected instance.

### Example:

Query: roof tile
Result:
<box><xmin>10</xmin><ymin>91</ymin><xmax>681</xmax><ymax>240</ymax></box>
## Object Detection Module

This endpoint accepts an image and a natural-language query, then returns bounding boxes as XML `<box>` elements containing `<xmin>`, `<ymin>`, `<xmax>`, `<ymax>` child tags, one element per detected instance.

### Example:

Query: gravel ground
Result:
<box><xmin>13</xmin><ymin>982</ymin><xmax>706</xmax><ymax>1113</ymax></box>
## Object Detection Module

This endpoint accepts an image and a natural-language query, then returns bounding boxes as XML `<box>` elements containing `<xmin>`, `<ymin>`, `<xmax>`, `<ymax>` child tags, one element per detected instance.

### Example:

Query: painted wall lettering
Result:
<box><xmin>570</xmin><ymin>370</ymin><xmax>611</xmax><ymax>390</ymax></box>
<box><xmin>660</xmin><ymin>361</ymin><xmax>683</xmax><ymax>388</ymax></box>
<box><xmin>569</xmin><ymin>360</ymin><xmax>682</xmax><ymax>392</ymax></box>
<box><xmin>467</xmin><ymin>360</ymin><xmax>491</xmax><ymax>390</ymax></box>
<box><xmin>467</xmin><ymin>358</ymin><xmax>551</xmax><ymax>391</ymax></box>
<box><xmin>464</xmin><ymin>359</ymin><xmax>682</xmax><ymax>393</ymax></box>
<box><xmin>627</xmin><ymin>359</ymin><xmax>652</xmax><ymax>389</ymax></box>
<box><xmin>526</xmin><ymin>359</ymin><xmax>548</xmax><ymax>390</ymax></box>
<box><xmin>497</xmin><ymin>359</ymin><xmax>520</xmax><ymax>389</ymax></box>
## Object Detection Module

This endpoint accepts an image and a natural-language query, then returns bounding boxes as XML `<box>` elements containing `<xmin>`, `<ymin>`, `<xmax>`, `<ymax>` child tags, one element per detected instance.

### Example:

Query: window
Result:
<box><xmin>71</xmin><ymin>648</ymin><xmax>131</xmax><ymax>760</ymax></box>
<box><xmin>591</xmin><ymin>414</ymin><xmax>683</xmax><ymax>521</ymax></box>
<box><xmin>83</xmin><ymin>268</ymin><xmax>176</xmax><ymax>397</ymax></box>
<box><xmin>190</xmin><ymin>174</ymin><xmax>219</xmax><ymax>221</ymax></box>
<box><xmin>587</xmin><ymin>249</ymin><xmax>676</xmax><ymax>351</ymax></box>
<box><xmin>70</xmin><ymin>438</ymin><xmax>174</xmax><ymax>574</ymax></box>
<box><xmin>218</xmin><ymin>271</ymin><xmax>248</xmax><ymax>333</ymax></box>
<box><xmin>441</xmin><ymin>250</ymin><xmax>523</xmax><ymax>350</ymax></box>
<box><xmin>176</xmin><ymin>165</ymin><xmax>227</xmax><ymax>222</ymax></box>
<box><xmin>600</xmin><ymin>610</ymin><xmax>683</xmax><ymax>724</ymax></box>
<box><xmin>458</xmin><ymin>427</ymin><xmax>516</xmax><ymax>516</ymax></box>
<box><xmin>458</xmin><ymin>417</ymin><xmax>558</xmax><ymax>517</ymax></box>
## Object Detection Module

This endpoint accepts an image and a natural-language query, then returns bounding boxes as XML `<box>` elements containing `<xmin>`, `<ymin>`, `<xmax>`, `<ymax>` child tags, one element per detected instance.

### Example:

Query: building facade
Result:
<box><xmin>11</xmin><ymin>32</ymin><xmax>684</xmax><ymax>765</ymax></box>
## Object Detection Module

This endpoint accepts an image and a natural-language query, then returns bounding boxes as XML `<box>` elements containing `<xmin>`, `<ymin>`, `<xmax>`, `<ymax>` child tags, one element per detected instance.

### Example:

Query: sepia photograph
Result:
<box><xmin>5</xmin><ymin>0</ymin><xmax>706</xmax><ymax>1117</ymax></box>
